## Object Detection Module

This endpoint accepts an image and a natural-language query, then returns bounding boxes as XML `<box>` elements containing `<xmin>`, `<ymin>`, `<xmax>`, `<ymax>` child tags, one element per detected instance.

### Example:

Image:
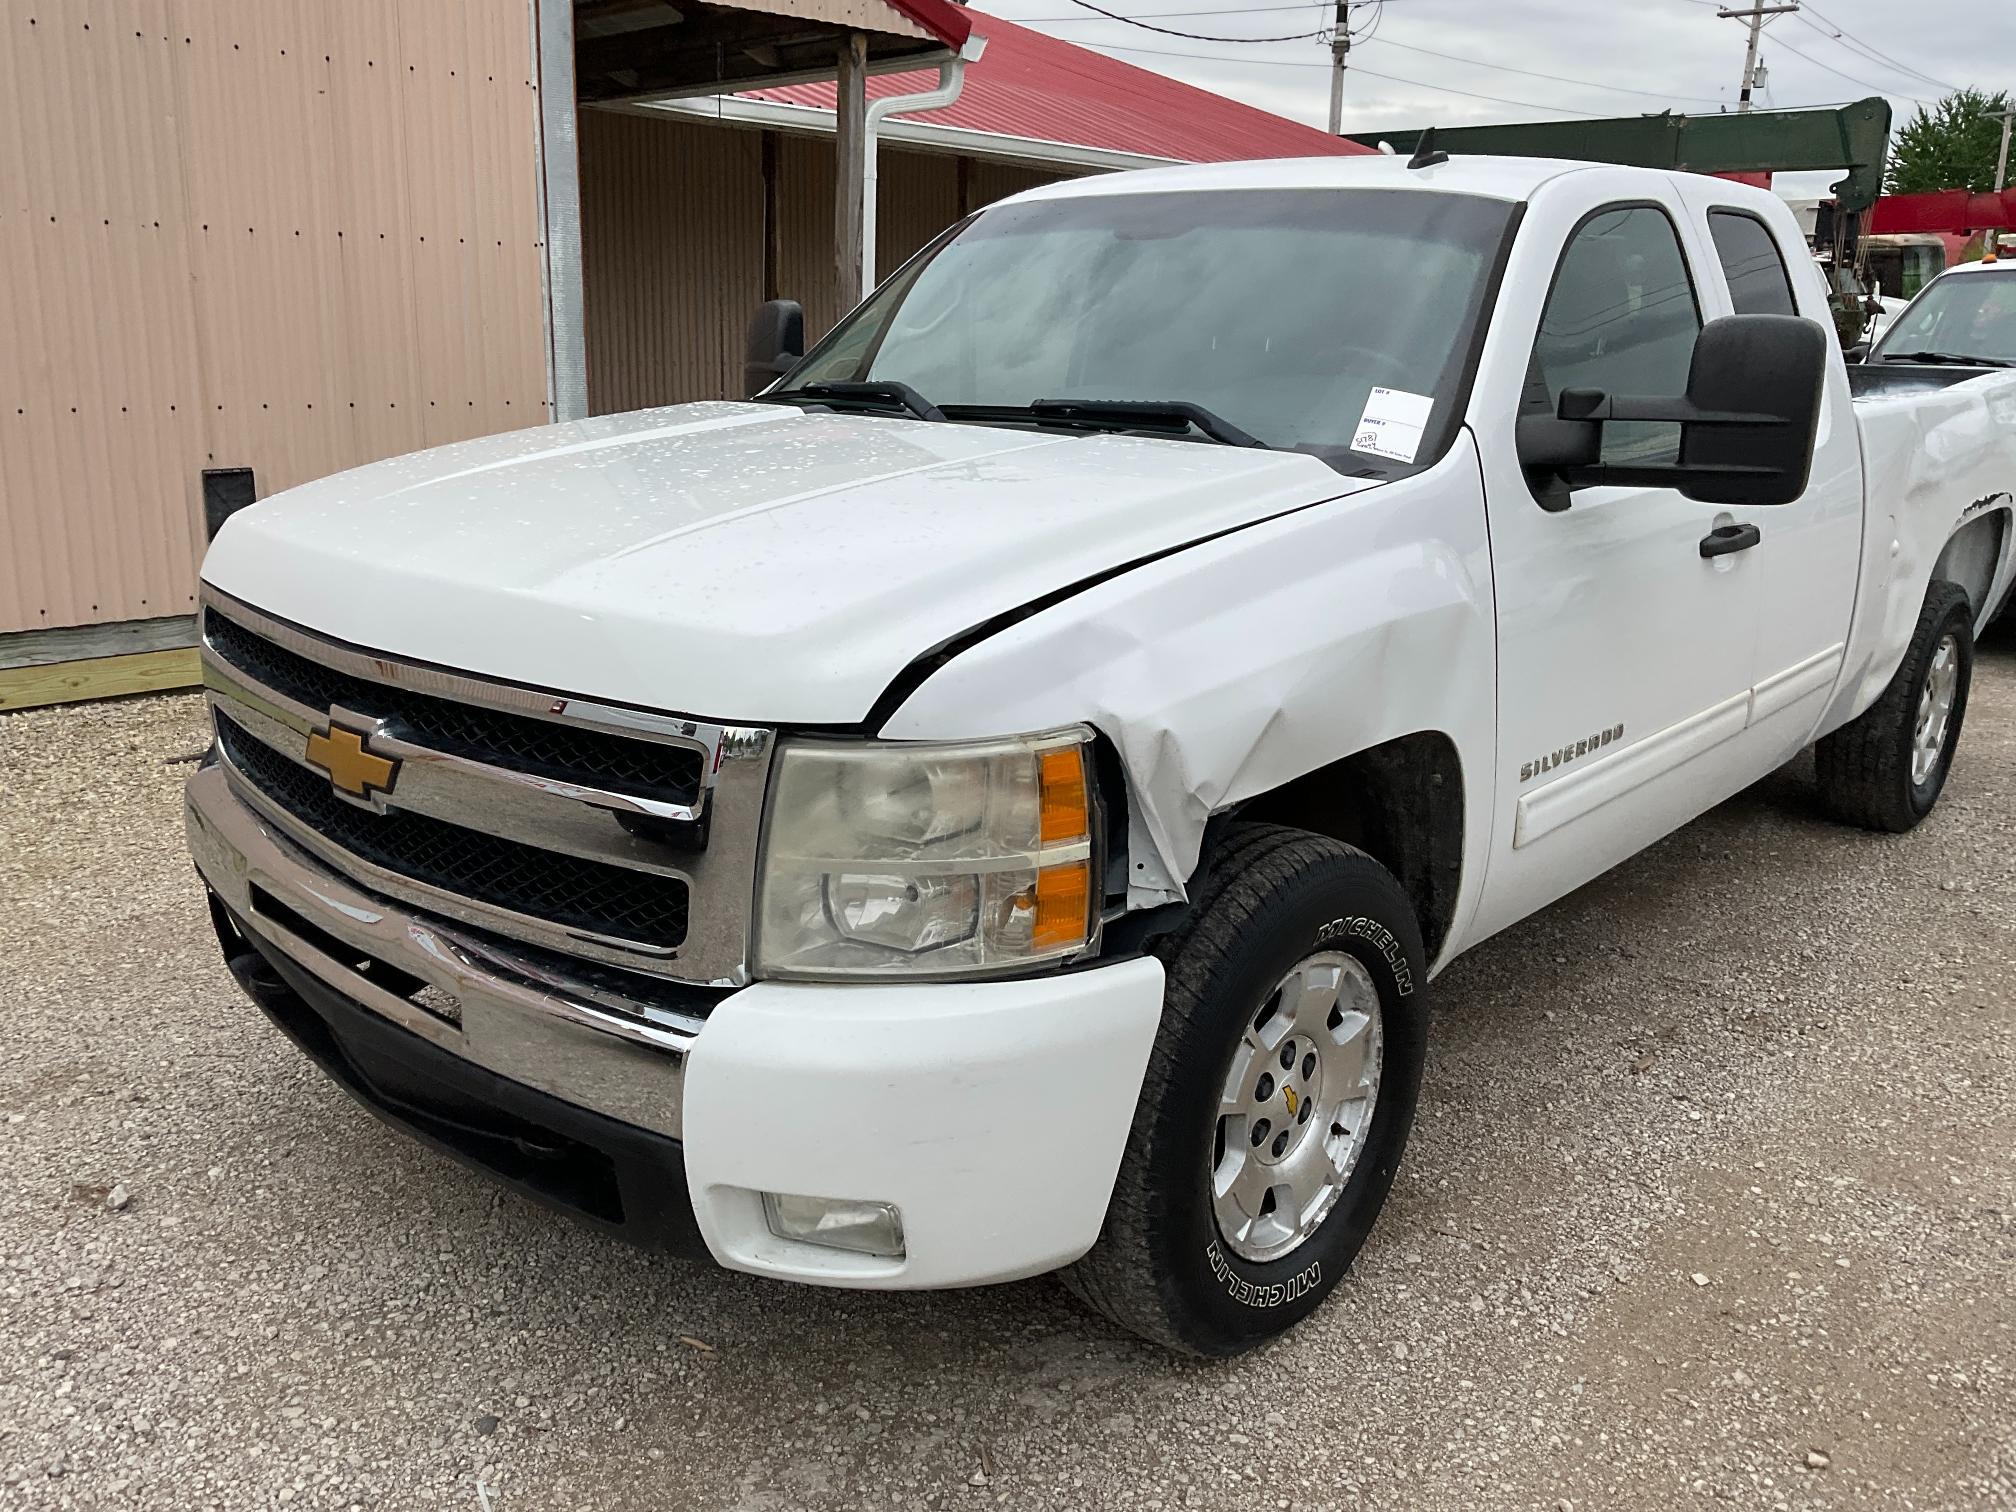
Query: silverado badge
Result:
<box><xmin>305</xmin><ymin>721</ymin><xmax>399</xmax><ymax>800</ymax></box>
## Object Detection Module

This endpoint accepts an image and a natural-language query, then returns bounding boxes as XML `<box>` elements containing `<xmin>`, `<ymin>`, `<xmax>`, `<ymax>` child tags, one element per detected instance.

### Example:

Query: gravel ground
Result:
<box><xmin>1</xmin><ymin>624</ymin><xmax>2013</xmax><ymax>1512</ymax></box>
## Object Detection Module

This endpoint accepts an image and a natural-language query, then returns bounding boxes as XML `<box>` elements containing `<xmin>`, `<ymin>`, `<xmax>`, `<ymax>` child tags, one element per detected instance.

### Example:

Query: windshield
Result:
<box><xmin>1873</xmin><ymin>268</ymin><xmax>2016</xmax><ymax>365</ymax></box>
<box><xmin>780</xmin><ymin>188</ymin><xmax>1517</xmax><ymax>475</ymax></box>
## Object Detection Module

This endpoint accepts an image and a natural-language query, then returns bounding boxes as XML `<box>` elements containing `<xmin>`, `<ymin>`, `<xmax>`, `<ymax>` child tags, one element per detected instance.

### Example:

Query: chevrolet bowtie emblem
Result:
<box><xmin>305</xmin><ymin>722</ymin><xmax>399</xmax><ymax>800</ymax></box>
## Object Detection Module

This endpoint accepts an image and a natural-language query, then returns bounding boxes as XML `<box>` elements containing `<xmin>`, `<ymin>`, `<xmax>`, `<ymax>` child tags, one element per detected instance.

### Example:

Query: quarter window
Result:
<box><xmin>1709</xmin><ymin>210</ymin><xmax>1798</xmax><ymax>316</ymax></box>
<box><xmin>1528</xmin><ymin>204</ymin><xmax>1702</xmax><ymax>469</ymax></box>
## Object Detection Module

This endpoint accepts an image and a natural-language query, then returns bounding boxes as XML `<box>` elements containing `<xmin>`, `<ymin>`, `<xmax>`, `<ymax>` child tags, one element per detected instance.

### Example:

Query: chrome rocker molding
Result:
<box><xmin>188</xmin><ymin>763</ymin><xmax>696</xmax><ymax>1139</ymax></box>
<box><xmin>198</xmin><ymin>587</ymin><xmax>774</xmax><ymax>987</ymax></box>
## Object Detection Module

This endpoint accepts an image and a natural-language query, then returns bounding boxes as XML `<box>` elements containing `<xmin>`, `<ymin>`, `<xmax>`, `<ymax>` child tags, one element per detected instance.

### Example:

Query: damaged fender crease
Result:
<box><xmin>879</xmin><ymin>443</ymin><xmax>1499</xmax><ymax>924</ymax></box>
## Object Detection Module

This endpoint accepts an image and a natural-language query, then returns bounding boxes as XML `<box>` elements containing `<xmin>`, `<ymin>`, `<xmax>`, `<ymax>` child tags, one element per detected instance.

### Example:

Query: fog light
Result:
<box><xmin>762</xmin><ymin>1192</ymin><xmax>906</xmax><ymax>1258</ymax></box>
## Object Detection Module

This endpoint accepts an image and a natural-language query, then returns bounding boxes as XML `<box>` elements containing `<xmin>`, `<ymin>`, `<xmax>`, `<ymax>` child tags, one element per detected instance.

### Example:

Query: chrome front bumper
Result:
<box><xmin>187</xmin><ymin>762</ymin><xmax>699</xmax><ymax>1139</ymax></box>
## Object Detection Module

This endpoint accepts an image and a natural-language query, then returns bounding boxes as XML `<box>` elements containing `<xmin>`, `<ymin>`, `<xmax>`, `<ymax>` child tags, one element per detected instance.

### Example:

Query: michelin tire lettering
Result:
<box><xmin>1206</xmin><ymin>1239</ymin><xmax>1322</xmax><ymax>1308</ymax></box>
<box><xmin>1315</xmin><ymin>915</ymin><xmax>1414</xmax><ymax>996</ymax></box>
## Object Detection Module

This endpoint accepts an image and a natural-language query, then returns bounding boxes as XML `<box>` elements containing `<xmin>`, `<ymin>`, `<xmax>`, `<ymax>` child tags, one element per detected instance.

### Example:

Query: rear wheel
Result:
<box><xmin>1815</xmin><ymin>581</ymin><xmax>1974</xmax><ymax>833</ymax></box>
<box><xmin>1061</xmin><ymin>824</ymin><xmax>1427</xmax><ymax>1356</ymax></box>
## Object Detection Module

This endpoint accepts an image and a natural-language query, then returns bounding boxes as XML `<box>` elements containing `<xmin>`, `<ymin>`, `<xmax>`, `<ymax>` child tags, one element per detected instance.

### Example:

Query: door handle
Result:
<box><xmin>1699</xmin><ymin>522</ymin><xmax>1762</xmax><ymax>559</ymax></box>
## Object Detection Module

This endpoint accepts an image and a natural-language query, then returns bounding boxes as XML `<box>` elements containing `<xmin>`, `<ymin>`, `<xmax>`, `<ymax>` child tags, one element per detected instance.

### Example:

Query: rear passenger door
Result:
<box><xmin>1688</xmin><ymin>190</ymin><xmax>1864</xmax><ymax>757</ymax></box>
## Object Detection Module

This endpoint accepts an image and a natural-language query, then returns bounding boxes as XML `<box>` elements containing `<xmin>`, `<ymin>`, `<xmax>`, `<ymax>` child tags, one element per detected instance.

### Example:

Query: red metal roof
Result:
<box><xmin>744</xmin><ymin>10</ymin><xmax>1371</xmax><ymax>164</ymax></box>
<box><xmin>880</xmin><ymin>0</ymin><xmax>974</xmax><ymax>50</ymax></box>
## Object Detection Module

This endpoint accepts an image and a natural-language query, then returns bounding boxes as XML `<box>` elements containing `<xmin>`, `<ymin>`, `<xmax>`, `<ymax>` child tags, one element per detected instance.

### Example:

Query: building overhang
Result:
<box><xmin>622</xmin><ymin>93</ymin><xmax>1179</xmax><ymax>175</ymax></box>
<box><xmin>576</xmin><ymin>0</ymin><xmax>971</xmax><ymax>104</ymax></box>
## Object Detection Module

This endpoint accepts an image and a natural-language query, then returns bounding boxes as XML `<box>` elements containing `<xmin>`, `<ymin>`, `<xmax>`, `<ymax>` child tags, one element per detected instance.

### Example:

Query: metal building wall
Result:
<box><xmin>774</xmin><ymin>131</ymin><xmax>974</xmax><ymax>345</ymax></box>
<box><xmin>0</xmin><ymin>0</ymin><xmax>548</xmax><ymax>638</ymax></box>
<box><xmin>775</xmin><ymin>133</ymin><xmax>847</xmax><ymax>345</ymax></box>
<box><xmin>579</xmin><ymin>110</ymin><xmax>766</xmax><ymax>414</ymax></box>
<box><xmin>580</xmin><ymin>110</ymin><xmax>1069</xmax><ymax>414</ymax></box>
<box><xmin>967</xmin><ymin>160</ymin><xmax>1062</xmax><ymax>208</ymax></box>
<box><xmin>875</xmin><ymin>147</ymin><xmax>961</xmax><ymax>288</ymax></box>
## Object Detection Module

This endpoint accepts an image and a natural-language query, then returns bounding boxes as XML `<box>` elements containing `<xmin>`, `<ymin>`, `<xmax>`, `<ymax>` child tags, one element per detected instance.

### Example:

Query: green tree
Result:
<box><xmin>1888</xmin><ymin>89</ymin><xmax>2015</xmax><ymax>194</ymax></box>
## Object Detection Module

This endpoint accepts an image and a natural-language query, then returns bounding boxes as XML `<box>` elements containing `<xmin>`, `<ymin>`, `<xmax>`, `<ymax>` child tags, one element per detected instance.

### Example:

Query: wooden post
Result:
<box><xmin>834</xmin><ymin>32</ymin><xmax>867</xmax><ymax>317</ymax></box>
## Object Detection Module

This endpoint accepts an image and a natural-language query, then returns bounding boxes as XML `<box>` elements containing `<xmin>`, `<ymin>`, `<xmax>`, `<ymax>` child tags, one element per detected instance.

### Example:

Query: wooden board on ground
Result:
<box><xmin>0</xmin><ymin>649</ymin><xmax>202</xmax><ymax>712</ymax></box>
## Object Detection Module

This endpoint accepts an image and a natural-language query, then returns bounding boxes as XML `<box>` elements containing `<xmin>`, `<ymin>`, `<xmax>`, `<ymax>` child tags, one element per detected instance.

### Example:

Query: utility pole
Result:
<box><xmin>1990</xmin><ymin>108</ymin><xmax>2016</xmax><ymax>190</ymax></box>
<box><xmin>1717</xmin><ymin>1</ymin><xmax>1798</xmax><ymax>113</ymax></box>
<box><xmin>1326</xmin><ymin>0</ymin><xmax>1350</xmax><ymax>136</ymax></box>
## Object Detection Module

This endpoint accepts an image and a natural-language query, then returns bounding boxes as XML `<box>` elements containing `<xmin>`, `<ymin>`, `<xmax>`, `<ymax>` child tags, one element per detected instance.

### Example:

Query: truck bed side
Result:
<box><xmin>1821</xmin><ymin>373</ymin><xmax>2016</xmax><ymax>736</ymax></box>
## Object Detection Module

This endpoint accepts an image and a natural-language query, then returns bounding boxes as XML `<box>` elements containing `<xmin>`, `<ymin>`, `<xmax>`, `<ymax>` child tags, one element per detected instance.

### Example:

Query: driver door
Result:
<box><xmin>1468</xmin><ymin>197</ymin><xmax>1773</xmax><ymax>943</ymax></box>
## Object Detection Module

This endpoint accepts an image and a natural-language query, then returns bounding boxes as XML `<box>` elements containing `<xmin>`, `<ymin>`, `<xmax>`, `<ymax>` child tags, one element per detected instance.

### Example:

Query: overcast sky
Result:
<box><xmin>976</xmin><ymin>0</ymin><xmax>2015</xmax><ymax>195</ymax></box>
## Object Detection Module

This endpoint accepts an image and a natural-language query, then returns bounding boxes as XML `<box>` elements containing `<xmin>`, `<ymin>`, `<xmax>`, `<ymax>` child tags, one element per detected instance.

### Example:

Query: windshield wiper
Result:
<box><xmin>763</xmin><ymin>380</ymin><xmax>947</xmax><ymax>421</ymax></box>
<box><xmin>1027</xmin><ymin>398</ymin><xmax>1264</xmax><ymax>448</ymax></box>
<box><xmin>1879</xmin><ymin>350</ymin><xmax>2016</xmax><ymax>368</ymax></box>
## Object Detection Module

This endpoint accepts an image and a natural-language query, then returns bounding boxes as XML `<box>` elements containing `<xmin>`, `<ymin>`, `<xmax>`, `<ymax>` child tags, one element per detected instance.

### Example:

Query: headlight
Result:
<box><xmin>754</xmin><ymin>728</ymin><xmax>1098</xmax><ymax>980</ymax></box>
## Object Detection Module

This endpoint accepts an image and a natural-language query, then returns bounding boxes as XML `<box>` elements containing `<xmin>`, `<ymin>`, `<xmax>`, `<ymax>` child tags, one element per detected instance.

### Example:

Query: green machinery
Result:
<box><xmin>1348</xmin><ymin>99</ymin><xmax>1894</xmax><ymax>340</ymax></box>
<box><xmin>1346</xmin><ymin>97</ymin><xmax>1892</xmax><ymax>213</ymax></box>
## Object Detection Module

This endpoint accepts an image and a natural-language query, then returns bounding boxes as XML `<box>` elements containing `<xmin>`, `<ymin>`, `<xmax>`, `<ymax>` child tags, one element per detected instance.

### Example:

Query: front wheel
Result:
<box><xmin>1815</xmin><ymin>581</ymin><xmax>1974</xmax><ymax>833</ymax></box>
<box><xmin>1061</xmin><ymin>825</ymin><xmax>1428</xmax><ymax>1356</ymax></box>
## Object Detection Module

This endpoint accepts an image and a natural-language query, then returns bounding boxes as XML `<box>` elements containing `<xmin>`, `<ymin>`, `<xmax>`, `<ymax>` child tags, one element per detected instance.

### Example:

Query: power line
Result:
<box><xmin>1796</xmin><ymin>4</ymin><xmax>1958</xmax><ymax>92</ymax></box>
<box><xmin>1013</xmin><ymin>8</ymin><xmax>1735</xmax><ymax>109</ymax></box>
<box><xmin>1766</xmin><ymin>30</ymin><xmax>1929</xmax><ymax>104</ymax></box>
<box><xmin>1004</xmin><ymin>0</ymin><xmax>1382</xmax><ymax>17</ymax></box>
<box><xmin>1367</xmin><ymin>36</ymin><xmax>1733</xmax><ymax>106</ymax></box>
<box><xmin>1057</xmin><ymin>0</ymin><xmax>1327</xmax><ymax>43</ymax></box>
<box><xmin>1332</xmin><ymin>60</ymin><xmax>1603</xmax><ymax>114</ymax></box>
<box><xmin>1022</xmin><ymin>9</ymin><xmax>1899</xmax><ymax>119</ymax></box>
<box><xmin>1071</xmin><ymin>30</ymin><xmax>1737</xmax><ymax>110</ymax></box>
<box><xmin>1081</xmin><ymin>38</ymin><xmax>1608</xmax><ymax>114</ymax></box>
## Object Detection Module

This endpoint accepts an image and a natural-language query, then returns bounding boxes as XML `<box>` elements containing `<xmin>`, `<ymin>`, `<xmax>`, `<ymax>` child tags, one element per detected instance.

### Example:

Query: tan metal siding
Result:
<box><xmin>776</xmin><ymin>132</ymin><xmax>843</xmax><ymax>345</ymax></box>
<box><xmin>580</xmin><ymin>110</ymin><xmax>765</xmax><ymax>415</ymax></box>
<box><xmin>0</xmin><ymin>0</ymin><xmax>546</xmax><ymax>636</ymax></box>
<box><xmin>968</xmin><ymin>160</ymin><xmax>1065</xmax><ymax>208</ymax></box>
<box><xmin>772</xmin><ymin>137</ymin><xmax>1055</xmax><ymax>348</ymax></box>
<box><xmin>574</xmin><ymin>115</ymin><xmax>1071</xmax><ymax>415</ymax></box>
<box><xmin>876</xmin><ymin>149</ymin><xmax>959</xmax><ymax>280</ymax></box>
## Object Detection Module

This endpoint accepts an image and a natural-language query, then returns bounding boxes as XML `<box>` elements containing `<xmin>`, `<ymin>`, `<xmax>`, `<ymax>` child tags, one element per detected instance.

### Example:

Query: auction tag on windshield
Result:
<box><xmin>1350</xmin><ymin>387</ymin><xmax>1434</xmax><ymax>464</ymax></box>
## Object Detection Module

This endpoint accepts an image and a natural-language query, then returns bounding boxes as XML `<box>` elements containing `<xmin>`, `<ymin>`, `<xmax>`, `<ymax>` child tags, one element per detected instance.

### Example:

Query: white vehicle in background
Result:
<box><xmin>1863</xmin><ymin>256</ymin><xmax>2016</xmax><ymax>371</ymax></box>
<box><xmin>186</xmin><ymin>156</ymin><xmax>2016</xmax><ymax>1356</ymax></box>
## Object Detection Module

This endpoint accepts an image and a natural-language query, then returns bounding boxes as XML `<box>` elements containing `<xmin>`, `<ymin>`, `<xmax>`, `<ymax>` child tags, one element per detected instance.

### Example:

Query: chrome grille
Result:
<box><xmin>217</xmin><ymin>715</ymin><xmax>690</xmax><ymax>949</ymax></box>
<box><xmin>197</xmin><ymin>588</ymin><xmax>774</xmax><ymax>986</ymax></box>
<box><xmin>205</xmin><ymin>609</ymin><xmax>705</xmax><ymax>807</ymax></box>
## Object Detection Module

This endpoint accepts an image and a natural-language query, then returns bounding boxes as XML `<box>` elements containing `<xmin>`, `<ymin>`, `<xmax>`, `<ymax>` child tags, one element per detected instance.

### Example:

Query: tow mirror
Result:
<box><xmin>744</xmin><ymin>299</ymin><xmax>804</xmax><ymax>397</ymax></box>
<box><xmin>1518</xmin><ymin>314</ymin><xmax>1828</xmax><ymax>510</ymax></box>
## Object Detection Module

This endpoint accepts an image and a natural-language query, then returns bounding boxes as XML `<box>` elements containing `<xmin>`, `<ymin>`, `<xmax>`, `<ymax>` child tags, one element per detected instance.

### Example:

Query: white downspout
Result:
<box><xmin>860</xmin><ymin>35</ymin><xmax>987</xmax><ymax>304</ymax></box>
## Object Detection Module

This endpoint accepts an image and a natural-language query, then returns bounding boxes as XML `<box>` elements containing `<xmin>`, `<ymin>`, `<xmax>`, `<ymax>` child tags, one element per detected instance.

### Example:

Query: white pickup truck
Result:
<box><xmin>185</xmin><ymin>155</ymin><xmax>2016</xmax><ymax>1356</ymax></box>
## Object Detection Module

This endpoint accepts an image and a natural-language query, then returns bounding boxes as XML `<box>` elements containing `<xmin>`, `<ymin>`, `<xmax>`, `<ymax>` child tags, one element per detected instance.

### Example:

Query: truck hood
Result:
<box><xmin>202</xmin><ymin>401</ymin><xmax>1367</xmax><ymax>723</ymax></box>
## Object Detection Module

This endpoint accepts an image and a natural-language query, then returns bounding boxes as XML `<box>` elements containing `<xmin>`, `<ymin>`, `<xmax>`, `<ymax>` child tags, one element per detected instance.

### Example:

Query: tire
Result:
<box><xmin>1815</xmin><ymin>580</ymin><xmax>1974</xmax><ymax>833</ymax></box>
<box><xmin>1061</xmin><ymin>823</ymin><xmax>1428</xmax><ymax>1356</ymax></box>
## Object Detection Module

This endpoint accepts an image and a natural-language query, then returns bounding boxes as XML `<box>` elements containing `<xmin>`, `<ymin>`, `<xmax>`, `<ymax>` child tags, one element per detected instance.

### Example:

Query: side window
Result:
<box><xmin>1529</xmin><ymin>204</ymin><xmax>1702</xmax><ymax>468</ymax></box>
<box><xmin>1708</xmin><ymin>210</ymin><xmax>1798</xmax><ymax>316</ymax></box>
<box><xmin>1905</xmin><ymin>246</ymin><xmax>1939</xmax><ymax>298</ymax></box>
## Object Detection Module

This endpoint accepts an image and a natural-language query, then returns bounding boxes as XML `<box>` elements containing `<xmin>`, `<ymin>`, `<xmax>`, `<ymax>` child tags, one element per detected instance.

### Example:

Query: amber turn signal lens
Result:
<box><xmin>1031</xmin><ymin>861</ymin><xmax>1092</xmax><ymax>951</ymax></box>
<box><xmin>1039</xmin><ymin>746</ymin><xmax>1089</xmax><ymax>845</ymax></box>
